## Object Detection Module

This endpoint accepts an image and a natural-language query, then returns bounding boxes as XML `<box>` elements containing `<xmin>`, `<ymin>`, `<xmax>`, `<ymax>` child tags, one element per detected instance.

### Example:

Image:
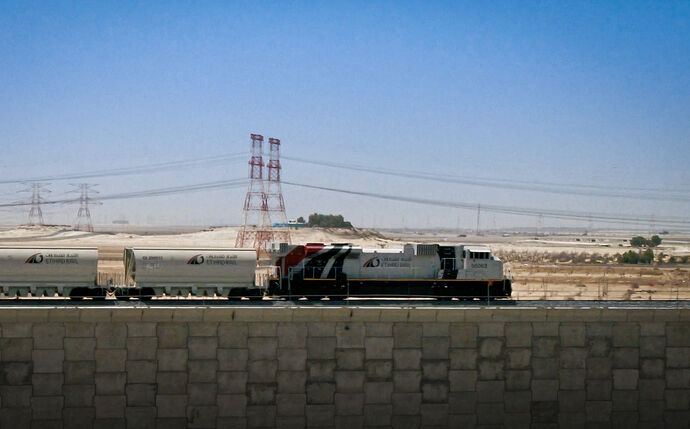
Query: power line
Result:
<box><xmin>282</xmin><ymin>181</ymin><xmax>690</xmax><ymax>228</ymax></box>
<box><xmin>282</xmin><ymin>156</ymin><xmax>690</xmax><ymax>202</ymax></box>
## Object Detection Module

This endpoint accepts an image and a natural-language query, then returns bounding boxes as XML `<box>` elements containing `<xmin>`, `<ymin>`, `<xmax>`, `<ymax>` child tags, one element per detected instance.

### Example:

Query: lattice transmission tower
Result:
<box><xmin>266</xmin><ymin>138</ymin><xmax>290</xmax><ymax>244</ymax></box>
<box><xmin>70</xmin><ymin>184</ymin><xmax>101</xmax><ymax>232</ymax></box>
<box><xmin>21</xmin><ymin>182</ymin><xmax>50</xmax><ymax>226</ymax></box>
<box><xmin>236</xmin><ymin>134</ymin><xmax>272</xmax><ymax>253</ymax></box>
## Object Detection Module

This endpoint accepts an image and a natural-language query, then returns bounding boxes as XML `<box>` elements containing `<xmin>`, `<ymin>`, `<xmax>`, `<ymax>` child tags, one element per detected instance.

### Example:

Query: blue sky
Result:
<box><xmin>0</xmin><ymin>1</ymin><xmax>688</xmax><ymax>229</ymax></box>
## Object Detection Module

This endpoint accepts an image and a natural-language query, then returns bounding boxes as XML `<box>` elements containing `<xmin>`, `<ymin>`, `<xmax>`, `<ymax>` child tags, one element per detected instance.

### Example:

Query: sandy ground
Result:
<box><xmin>1</xmin><ymin>225</ymin><xmax>688</xmax><ymax>300</ymax></box>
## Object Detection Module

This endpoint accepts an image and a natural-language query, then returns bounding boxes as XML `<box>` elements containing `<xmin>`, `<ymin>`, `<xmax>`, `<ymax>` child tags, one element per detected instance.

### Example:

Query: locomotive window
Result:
<box><xmin>462</xmin><ymin>250</ymin><xmax>466</xmax><ymax>258</ymax></box>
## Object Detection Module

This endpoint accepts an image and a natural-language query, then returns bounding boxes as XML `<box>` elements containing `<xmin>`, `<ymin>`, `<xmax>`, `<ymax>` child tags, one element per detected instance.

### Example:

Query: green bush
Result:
<box><xmin>307</xmin><ymin>213</ymin><xmax>354</xmax><ymax>229</ymax></box>
<box><xmin>630</xmin><ymin>235</ymin><xmax>662</xmax><ymax>248</ymax></box>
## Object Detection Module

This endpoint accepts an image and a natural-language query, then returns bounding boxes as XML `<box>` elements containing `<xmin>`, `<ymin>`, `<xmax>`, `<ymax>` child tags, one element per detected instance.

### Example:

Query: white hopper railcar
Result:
<box><xmin>0</xmin><ymin>247</ymin><xmax>101</xmax><ymax>297</ymax></box>
<box><xmin>123</xmin><ymin>247</ymin><xmax>261</xmax><ymax>298</ymax></box>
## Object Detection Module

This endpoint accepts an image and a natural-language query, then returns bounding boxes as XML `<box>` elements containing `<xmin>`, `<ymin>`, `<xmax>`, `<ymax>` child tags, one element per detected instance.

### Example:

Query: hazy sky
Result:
<box><xmin>1</xmin><ymin>1</ymin><xmax>688</xmax><ymax>229</ymax></box>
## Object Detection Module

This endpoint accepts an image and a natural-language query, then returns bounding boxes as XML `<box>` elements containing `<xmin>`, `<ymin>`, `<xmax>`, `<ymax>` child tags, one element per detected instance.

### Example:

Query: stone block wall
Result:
<box><xmin>0</xmin><ymin>306</ymin><xmax>689</xmax><ymax>428</ymax></box>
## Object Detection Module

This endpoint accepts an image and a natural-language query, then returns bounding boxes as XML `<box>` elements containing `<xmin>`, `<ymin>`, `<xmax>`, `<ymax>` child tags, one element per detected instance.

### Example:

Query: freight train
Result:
<box><xmin>0</xmin><ymin>243</ymin><xmax>511</xmax><ymax>300</ymax></box>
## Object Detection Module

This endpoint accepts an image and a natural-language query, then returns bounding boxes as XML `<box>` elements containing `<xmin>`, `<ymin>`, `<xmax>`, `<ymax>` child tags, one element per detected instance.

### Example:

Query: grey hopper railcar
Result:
<box><xmin>124</xmin><ymin>247</ymin><xmax>260</xmax><ymax>298</ymax></box>
<box><xmin>0</xmin><ymin>247</ymin><xmax>101</xmax><ymax>297</ymax></box>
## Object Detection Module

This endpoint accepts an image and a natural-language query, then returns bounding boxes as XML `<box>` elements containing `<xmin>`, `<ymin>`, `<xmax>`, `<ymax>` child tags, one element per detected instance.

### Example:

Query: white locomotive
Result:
<box><xmin>266</xmin><ymin>242</ymin><xmax>511</xmax><ymax>299</ymax></box>
<box><xmin>0</xmin><ymin>242</ymin><xmax>511</xmax><ymax>300</ymax></box>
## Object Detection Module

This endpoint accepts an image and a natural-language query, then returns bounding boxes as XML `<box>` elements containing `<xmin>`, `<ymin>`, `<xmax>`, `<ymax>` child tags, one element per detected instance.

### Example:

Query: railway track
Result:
<box><xmin>0</xmin><ymin>298</ymin><xmax>688</xmax><ymax>308</ymax></box>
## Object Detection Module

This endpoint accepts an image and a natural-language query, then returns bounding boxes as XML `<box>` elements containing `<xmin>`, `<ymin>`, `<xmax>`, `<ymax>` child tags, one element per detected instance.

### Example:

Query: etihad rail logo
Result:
<box><xmin>187</xmin><ymin>254</ymin><xmax>205</xmax><ymax>265</ymax></box>
<box><xmin>25</xmin><ymin>253</ymin><xmax>44</xmax><ymax>264</ymax></box>
<box><xmin>363</xmin><ymin>257</ymin><xmax>380</xmax><ymax>268</ymax></box>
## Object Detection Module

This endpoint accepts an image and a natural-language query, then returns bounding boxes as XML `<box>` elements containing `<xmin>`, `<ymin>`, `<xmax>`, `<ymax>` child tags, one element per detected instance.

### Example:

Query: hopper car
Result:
<box><xmin>0</xmin><ymin>243</ymin><xmax>511</xmax><ymax>300</ymax></box>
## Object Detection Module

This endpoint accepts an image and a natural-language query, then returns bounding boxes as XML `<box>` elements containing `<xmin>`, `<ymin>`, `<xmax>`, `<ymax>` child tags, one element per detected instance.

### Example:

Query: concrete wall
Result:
<box><xmin>1</xmin><ymin>306</ymin><xmax>689</xmax><ymax>428</ymax></box>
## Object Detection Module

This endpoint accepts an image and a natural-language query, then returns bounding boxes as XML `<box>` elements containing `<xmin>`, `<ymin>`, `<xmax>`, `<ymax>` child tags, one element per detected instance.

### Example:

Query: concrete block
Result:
<box><xmin>365</xmin><ymin>322</ymin><xmax>392</xmax><ymax>337</ymax></box>
<box><xmin>65</xmin><ymin>322</ymin><xmax>95</xmax><ymax>338</ymax></box>
<box><xmin>64</xmin><ymin>408</ymin><xmax>94</xmax><ymax>428</ymax></box>
<box><xmin>31</xmin><ymin>396</ymin><xmax>64</xmax><ymax>420</ymax></box>
<box><xmin>247</xmin><ymin>360</ymin><xmax>276</xmax><ymax>384</ymax></box>
<box><xmin>505</xmin><ymin>369</ymin><xmax>531</xmax><ymax>391</ymax></box>
<box><xmin>218</xmin><ymin>323</ymin><xmax>248</xmax><ymax>348</ymax></box>
<box><xmin>126</xmin><ymin>360</ymin><xmax>157</xmax><ymax>384</ymax></box>
<box><xmin>420</xmin><ymin>403</ymin><xmax>449</xmax><ymax>426</ymax></box>
<box><xmin>559</xmin><ymin>390</ymin><xmax>586</xmax><ymax>412</ymax></box>
<box><xmin>504</xmin><ymin>390</ymin><xmax>530</xmax><ymax>413</ymax></box>
<box><xmin>639</xmin><ymin>400</ymin><xmax>664</xmax><ymax>422</ymax></box>
<box><xmin>587</xmin><ymin>337</ymin><xmax>612</xmax><ymax>357</ymax></box>
<box><xmin>336</xmin><ymin>349</ymin><xmax>364</xmax><ymax>370</ymax></box>
<box><xmin>126</xmin><ymin>384</ymin><xmax>156</xmax><ymax>406</ymax></box>
<box><xmin>393</xmin><ymin>349</ymin><xmax>421</xmax><ymax>370</ymax></box>
<box><xmin>217</xmin><ymin>371</ymin><xmax>247</xmax><ymax>394</ymax></box>
<box><xmin>247</xmin><ymin>337</ymin><xmax>276</xmax><ymax>361</ymax></box>
<box><xmin>532</xmin><ymin>337</ymin><xmax>558</xmax><ymax>358</ymax></box>
<box><xmin>641</xmin><ymin>358</ymin><xmax>664</xmax><ymax>379</ymax></box>
<box><xmin>422</xmin><ymin>381</ymin><xmax>449</xmax><ymax>403</ymax></box>
<box><xmin>665</xmin><ymin>389</ymin><xmax>690</xmax><ymax>410</ymax></box>
<box><xmin>365</xmin><ymin>337</ymin><xmax>394</xmax><ymax>360</ymax></box>
<box><xmin>157</xmin><ymin>371</ymin><xmax>188</xmax><ymax>394</ymax></box>
<box><xmin>94</xmin><ymin>394</ymin><xmax>126</xmax><ymax>419</ymax></box>
<box><xmin>335</xmin><ymin>322</ymin><xmax>365</xmax><ymax>349</ymax></box>
<box><xmin>449</xmin><ymin>324</ymin><xmax>477</xmax><ymax>348</ymax></box>
<box><xmin>334</xmin><ymin>416</ymin><xmax>363</xmax><ymax>429</ymax></box>
<box><xmin>378</xmin><ymin>309</ymin><xmax>409</xmax><ymax>322</ymax></box>
<box><xmin>586</xmin><ymin>322</ymin><xmax>613</xmax><ymax>338</ymax></box>
<box><xmin>448</xmin><ymin>391</ymin><xmax>477</xmax><ymax>414</ymax></box>
<box><xmin>33</xmin><ymin>349</ymin><xmax>63</xmax><ymax>373</ymax></box>
<box><xmin>126</xmin><ymin>337</ymin><xmax>157</xmax><ymax>360</ymax></box>
<box><xmin>559</xmin><ymin>369</ymin><xmax>585</xmax><ymax>390</ymax></box>
<box><xmin>667</xmin><ymin>322</ymin><xmax>690</xmax><ymax>346</ymax></box>
<box><xmin>157</xmin><ymin>323</ymin><xmax>188</xmax><ymax>349</ymax></box>
<box><xmin>188</xmin><ymin>359</ymin><xmax>218</xmax><ymax>383</ymax></box>
<box><xmin>350</xmin><ymin>309</ymin><xmax>381</xmax><ymax>322</ymax></box>
<box><xmin>276</xmin><ymin>393</ymin><xmax>306</xmax><ymax>416</ymax></box>
<box><xmin>306</xmin><ymin>404</ymin><xmax>335</xmax><ymax>427</ymax></box>
<box><xmin>96</xmin><ymin>372</ymin><xmax>126</xmax><ymax>395</ymax></box>
<box><xmin>306</xmin><ymin>382</ymin><xmax>335</xmax><ymax>404</ymax></box>
<box><xmin>393</xmin><ymin>370</ymin><xmax>421</xmax><ymax>393</ymax></box>
<box><xmin>335</xmin><ymin>370</ymin><xmax>364</xmax><ymax>392</ymax></box>
<box><xmin>277</xmin><ymin>323</ymin><xmax>308</xmax><ymax>348</ymax></box>
<box><xmin>666</xmin><ymin>368</ymin><xmax>690</xmax><ymax>389</ymax></box>
<box><xmin>423</xmin><ymin>322</ymin><xmax>449</xmax><ymax>337</ymax></box>
<box><xmin>365</xmin><ymin>360</ymin><xmax>392</xmax><ymax>381</ymax></box>
<box><xmin>247</xmin><ymin>383</ymin><xmax>275</xmax><ymax>405</ymax></box>
<box><xmin>505</xmin><ymin>322</ymin><xmax>532</xmax><ymax>347</ymax></box>
<box><xmin>276</xmin><ymin>371</ymin><xmax>306</xmax><ymax>393</ymax></box>
<box><xmin>95</xmin><ymin>323</ymin><xmax>127</xmax><ymax>349</ymax></box>
<box><xmin>612</xmin><ymin>390</ymin><xmax>638</xmax><ymax>411</ymax></box>
<box><xmin>308</xmin><ymin>360</ymin><xmax>336</xmax><ymax>381</ymax></box>
<box><xmin>478</xmin><ymin>322</ymin><xmax>504</xmax><ymax>337</ymax></box>
<box><xmin>421</xmin><ymin>360</ymin><xmax>448</xmax><ymax>381</ymax></box>
<box><xmin>188</xmin><ymin>336</ymin><xmax>218</xmax><ymax>360</ymax></box>
<box><xmin>277</xmin><ymin>348</ymin><xmax>306</xmax><ymax>371</ymax></box>
<box><xmin>155</xmin><ymin>417</ymin><xmax>187</xmax><ymax>429</ymax></box>
<box><xmin>307</xmin><ymin>322</ymin><xmax>335</xmax><ymax>337</ymax></box>
<box><xmin>0</xmin><ymin>408</ymin><xmax>31</xmax><ymax>429</ymax></box>
<box><xmin>364</xmin><ymin>382</ymin><xmax>393</xmax><ymax>404</ymax></box>
<box><xmin>1</xmin><ymin>338</ymin><xmax>33</xmax><ymax>361</ymax></box>
<box><xmin>32</xmin><ymin>324</ymin><xmax>65</xmax><ymax>349</ymax></box>
<box><xmin>157</xmin><ymin>349</ymin><xmax>187</xmax><ymax>371</ymax></box>
<box><xmin>560</xmin><ymin>324</ymin><xmax>586</xmax><ymax>347</ymax></box>
<box><xmin>612</xmin><ymin>323</ymin><xmax>639</xmax><ymax>347</ymax></box>
<box><xmin>126</xmin><ymin>406</ymin><xmax>156</xmax><ymax>429</ymax></box>
<box><xmin>64</xmin><ymin>384</ymin><xmax>95</xmax><ymax>407</ymax></box>
<box><xmin>640</xmin><ymin>336</ymin><xmax>665</xmax><ymax>358</ymax></box>
<box><xmin>448</xmin><ymin>370</ymin><xmax>476</xmax><ymax>392</ymax></box>
<box><xmin>188</xmin><ymin>322</ymin><xmax>218</xmax><ymax>337</ymax></box>
<box><xmin>532</xmin><ymin>322</ymin><xmax>559</xmax><ymax>337</ymax></box>
<box><xmin>479</xmin><ymin>337</ymin><xmax>503</xmax><ymax>359</ymax></box>
<box><xmin>585</xmin><ymin>400</ymin><xmax>612</xmax><ymax>422</ymax></box>
<box><xmin>0</xmin><ymin>385</ymin><xmax>32</xmax><ymax>407</ymax></box>
<box><xmin>586</xmin><ymin>357</ymin><xmax>612</xmax><ymax>379</ymax></box>
<box><xmin>449</xmin><ymin>348</ymin><xmax>477</xmax><ymax>370</ymax></box>
<box><xmin>640</xmin><ymin>322</ymin><xmax>665</xmax><ymax>336</ymax></box>
<box><xmin>507</xmin><ymin>348</ymin><xmax>531</xmax><ymax>369</ymax></box>
<box><xmin>531</xmin><ymin>379</ymin><xmax>559</xmax><ymax>401</ymax></box>
<box><xmin>2</xmin><ymin>323</ymin><xmax>32</xmax><ymax>338</ymax></box>
<box><xmin>561</xmin><ymin>348</ymin><xmax>587</xmax><ymax>369</ymax></box>
<box><xmin>170</xmin><ymin>309</ymin><xmax>201</xmax><ymax>323</ymax></box>
<box><xmin>31</xmin><ymin>373</ymin><xmax>63</xmax><ymax>396</ymax></box>
<box><xmin>393</xmin><ymin>323</ymin><xmax>422</xmax><ymax>348</ymax></box>
<box><xmin>667</xmin><ymin>347</ymin><xmax>690</xmax><ymax>368</ymax></box>
<box><xmin>218</xmin><ymin>348</ymin><xmax>249</xmax><ymax>371</ymax></box>
<box><xmin>613</xmin><ymin>347</ymin><xmax>639</xmax><ymax>369</ymax></box>
<box><xmin>334</xmin><ymin>392</ymin><xmax>364</xmax><ymax>415</ymax></box>
<box><xmin>477</xmin><ymin>359</ymin><xmax>504</xmax><ymax>380</ymax></box>
<box><xmin>95</xmin><ymin>349</ymin><xmax>127</xmax><ymax>373</ymax></box>
<box><xmin>64</xmin><ymin>360</ymin><xmax>94</xmax><ymax>384</ymax></box>
<box><xmin>422</xmin><ymin>337</ymin><xmax>449</xmax><ymax>360</ymax></box>
<box><xmin>126</xmin><ymin>322</ymin><xmax>156</xmax><ymax>337</ymax></box>
<box><xmin>307</xmin><ymin>337</ymin><xmax>336</xmax><ymax>359</ymax></box>
<box><xmin>363</xmin><ymin>404</ymin><xmax>391</xmax><ymax>426</ymax></box>
<box><xmin>531</xmin><ymin>401</ymin><xmax>558</xmax><ymax>423</ymax></box>
<box><xmin>156</xmin><ymin>394</ymin><xmax>187</xmax><ymax>417</ymax></box>
<box><xmin>639</xmin><ymin>379</ymin><xmax>665</xmax><ymax>400</ymax></box>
